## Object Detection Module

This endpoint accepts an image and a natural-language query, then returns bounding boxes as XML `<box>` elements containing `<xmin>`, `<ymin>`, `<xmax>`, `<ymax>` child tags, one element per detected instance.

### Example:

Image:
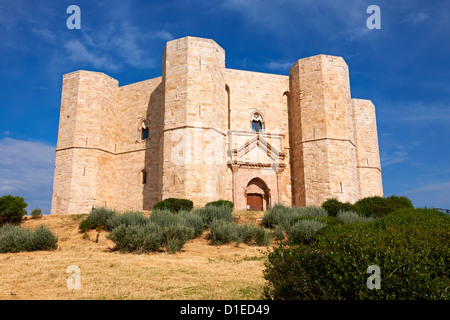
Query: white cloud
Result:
<box><xmin>31</xmin><ymin>28</ymin><xmax>56</xmax><ymax>43</ymax></box>
<box><xmin>64</xmin><ymin>39</ymin><xmax>120</xmax><ymax>72</ymax></box>
<box><xmin>265</xmin><ymin>61</ymin><xmax>293</xmax><ymax>72</ymax></box>
<box><xmin>154</xmin><ymin>30</ymin><xmax>174</xmax><ymax>41</ymax></box>
<box><xmin>0</xmin><ymin>137</ymin><xmax>55</xmax><ymax>215</ymax></box>
<box><xmin>403</xmin><ymin>181</ymin><xmax>450</xmax><ymax>209</ymax></box>
<box><xmin>400</xmin><ymin>12</ymin><xmax>430</xmax><ymax>25</ymax></box>
<box><xmin>381</xmin><ymin>150</ymin><xmax>410</xmax><ymax>167</ymax></box>
<box><xmin>379</xmin><ymin>102</ymin><xmax>450</xmax><ymax>123</ymax></box>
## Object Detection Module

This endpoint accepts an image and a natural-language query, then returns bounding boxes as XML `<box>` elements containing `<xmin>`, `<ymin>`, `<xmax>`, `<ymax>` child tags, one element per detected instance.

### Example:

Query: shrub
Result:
<box><xmin>107</xmin><ymin>223</ymin><xmax>164</xmax><ymax>253</ymax></box>
<box><xmin>163</xmin><ymin>225</ymin><xmax>195</xmax><ymax>253</ymax></box>
<box><xmin>0</xmin><ymin>195</ymin><xmax>28</xmax><ymax>225</ymax></box>
<box><xmin>148</xmin><ymin>209</ymin><xmax>205</xmax><ymax>239</ymax></box>
<box><xmin>263</xmin><ymin>208</ymin><xmax>449</xmax><ymax>300</ymax></box>
<box><xmin>106</xmin><ymin>211</ymin><xmax>148</xmax><ymax>230</ymax></box>
<box><xmin>315</xmin><ymin>216</ymin><xmax>344</xmax><ymax>227</ymax></box>
<box><xmin>262</xmin><ymin>205</ymin><xmax>328</xmax><ymax>231</ymax></box>
<box><xmin>353</xmin><ymin>196</ymin><xmax>389</xmax><ymax>218</ymax></box>
<box><xmin>292</xmin><ymin>206</ymin><xmax>328</xmax><ymax>218</ymax></box>
<box><xmin>177</xmin><ymin>211</ymin><xmax>206</xmax><ymax>237</ymax></box>
<box><xmin>321</xmin><ymin>198</ymin><xmax>354</xmax><ymax>217</ymax></box>
<box><xmin>273</xmin><ymin>225</ymin><xmax>285</xmax><ymax>241</ymax></box>
<box><xmin>253</xmin><ymin>227</ymin><xmax>273</xmax><ymax>246</ymax></box>
<box><xmin>208</xmin><ymin>219</ymin><xmax>239</xmax><ymax>245</ymax></box>
<box><xmin>0</xmin><ymin>224</ymin><xmax>58</xmax><ymax>253</ymax></box>
<box><xmin>206</xmin><ymin>200</ymin><xmax>234</xmax><ymax>210</ymax></box>
<box><xmin>193</xmin><ymin>205</ymin><xmax>234</xmax><ymax>227</ymax></box>
<box><xmin>79</xmin><ymin>218</ymin><xmax>95</xmax><ymax>233</ymax></box>
<box><xmin>152</xmin><ymin>198</ymin><xmax>193</xmax><ymax>213</ymax></box>
<box><xmin>385</xmin><ymin>195</ymin><xmax>414</xmax><ymax>212</ymax></box>
<box><xmin>337</xmin><ymin>210</ymin><xmax>374</xmax><ymax>224</ymax></box>
<box><xmin>31</xmin><ymin>208</ymin><xmax>42</xmax><ymax>219</ymax></box>
<box><xmin>148</xmin><ymin>208</ymin><xmax>178</xmax><ymax>226</ymax></box>
<box><xmin>261</xmin><ymin>204</ymin><xmax>291</xmax><ymax>228</ymax></box>
<box><xmin>286</xmin><ymin>220</ymin><xmax>326</xmax><ymax>244</ymax></box>
<box><xmin>78</xmin><ymin>207</ymin><xmax>117</xmax><ymax>232</ymax></box>
<box><xmin>237</xmin><ymin>223</ymin><xmax>258</xmax><ymax>244</ymax></box>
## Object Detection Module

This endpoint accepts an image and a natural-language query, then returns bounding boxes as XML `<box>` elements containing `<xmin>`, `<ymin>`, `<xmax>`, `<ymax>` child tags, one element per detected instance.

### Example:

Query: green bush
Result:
<box><xmin>163</xmin><ymin>225</ymin><xmax>195</xmax><ymax>254</ymax></box>
<box><xmin>321</xmin><ymin>198</ymin><xmax>354</xmax><ymax>217</ymax></box>
<box><xmin>0</xmin><ymin>195</ymin><xmax>28</xmax><ymax>225</ymax></box>
<box><xmin>261</xmin><ymin>204</ymin><xmax>291</xmax><ymax>228</ymax></box>
<box><xmin>78</xmin><ymin>207</ymin><xmax>117</xmax><ymax>232</ymax></box>
<box><xmin>0</xmin><ymin>224</ymin><xmax>58</xmax><ymax>253</ymax></box>
<box><xmin>353</xmin><ymin>196</ymin><xmax>389</xmax><ymax>218</ymax></box>
<box><xmin>336</xmin><ymin>210</ymin><xmax>374</xmax><ymax>224</ymax></box>
<box><xmin>315</xmin><ymin>216</ymin><xmax>344</xmax><ymax>227</ymax></box>
<box><xmin>106</xmin><ymin>211</ymin><xmax>148</xmax><ymax>230</ymax></box>
<box><xmin>236</xmin><ymin>223</ymin><xmax>257</xmax><ymax>244</ymax></box>
<box><xmin>292</xmin><ymin>206</ymin><xmax>328</xmax><ymax>218</ymax></box>
<box><xmin>286</xmin><ymin>220</ymin><xmax>326</xmax><ymax>244</ymax></box>
<box><xmin>148</xmin><ymin>209</ymin><xmax>204</xmax><ymax>235</ymax></box>
<box><xmin>273</xmin><ymin>225</ymin><xmax>285</xmax><ymax>241</ymax></box>
<box><xmin>152</xmin><ymin>198</ymin><xmax>193</xmax><ymax>213</ymax></box>
<box><xmin>107</xmin><ymin>223</ymin><xmax>164</xmax><ymax>253</ymax></box>
<box><xmin>193</xmin><ymin>205</ymin><xmax>234</xmax><ymax>227</ymax></box>
<box><xmin>206</xmin><ymin>200</ymin><xmax>234</xmax><ymax>210</ymax></box>
<box><xmin>253</xmin><ymin>227</ymin><xmax>273</xmax><ymax>246</ymax></box>
<box><xmin>385</xmin><ymin>195</ymin><xmax>414</xmax><ymax>212</ymax></box>
<box><xmin>208</xmin><ymin>219</ymin><xmax>239</xmax><ymax>245</ymax></box>
<box><xmin>31</xmin><ymin>207</ymin><xmax>42</xmax><ymax>219</ymax></box>
<box><xmin>262</xmin><ymin>204</ymin><xmax>328</xmax><ymax>231</ymax></box>
<box><xmin>263</xmin><ymin>208</ymin><xmax>449</xmax><ymax>300</ymax></box>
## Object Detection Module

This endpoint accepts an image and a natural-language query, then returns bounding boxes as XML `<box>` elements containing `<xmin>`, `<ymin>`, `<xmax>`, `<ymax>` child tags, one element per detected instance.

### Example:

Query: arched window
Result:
<box><xmin>140</xmin><ymin>120</ymin><xmax>149</xmax><ymax>140</ymax></box>
<box><xmin>251</xmin><ymin>112</ymin><xmax>263</xmax><ymax>133</ymax></box>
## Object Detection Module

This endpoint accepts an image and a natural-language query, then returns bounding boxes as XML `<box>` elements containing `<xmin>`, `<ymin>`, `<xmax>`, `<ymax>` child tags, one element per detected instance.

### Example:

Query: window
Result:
<box><xmin>252</xmin><ymin>120</ymin><xmax>262</xmax><ymax>132</ymax></box>
<box><xmin>142</xmin><ymin>170</ymin><xmax>147</xmax><ymax>184</ymax></box>
<box><xmin>141</xmin><ymin>127</ymin><xmax>149</xmax><ymax>140</ymax></box>
<box><xmin>251</xmin><ymin>112</ymin><xmax>263</xmax><ymax>132</ymax></box>
<box><xmin>141</xmin><ymin>120</ymin><xmax>149</xmax><ymax>140</ymax></box>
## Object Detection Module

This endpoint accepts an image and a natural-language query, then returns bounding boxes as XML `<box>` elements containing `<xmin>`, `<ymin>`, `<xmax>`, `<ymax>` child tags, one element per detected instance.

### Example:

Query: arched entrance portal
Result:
<box><xmin>245</xmin><ymin>178</ymin><xmax>270</xmax><ymax>211</ymax></box>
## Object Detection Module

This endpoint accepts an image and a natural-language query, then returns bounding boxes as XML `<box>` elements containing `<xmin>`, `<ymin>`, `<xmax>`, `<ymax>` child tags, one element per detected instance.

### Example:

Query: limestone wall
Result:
<box><xmin>225</xmin><ymin>69</ymin><xmax>292</xmax><ymax>208</ymax></box>
<box><xmin>353</xmin><ymin>99</ymin><xmax>383</xmax><ymax>198</ymax></box>
<box><xmin>289</xmin><ymin>55</ymin><xmax>358</xmax><ymax>206</ymax></box>
<box><xmin>51</xmin><ymin>71</ymin><xmax>119</xmax><ymax>214</ymax></box>
<box><xmin>161</xmin><ymin>37</ymin><xmax>228</xmax><ymax>207</ymax></box>
<box><xmin>51</xmin><ymin>36</ymin><xmax>383</xmax><ymax>214</ymax></box>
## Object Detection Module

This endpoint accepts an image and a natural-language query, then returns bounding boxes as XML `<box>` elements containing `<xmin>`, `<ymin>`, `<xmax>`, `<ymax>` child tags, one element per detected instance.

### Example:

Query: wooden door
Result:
<box><xmin>247</xmin><ymin>194</ymin><xmax>263</xmax><ymax>211</ymax></box>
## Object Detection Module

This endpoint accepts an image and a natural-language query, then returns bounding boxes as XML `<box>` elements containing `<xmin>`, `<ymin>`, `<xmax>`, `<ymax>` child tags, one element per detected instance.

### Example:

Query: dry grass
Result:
<box><xmin>0</xmin><ymin>211</ymin><xmax>269</xmax><ymax>300</ymax></box>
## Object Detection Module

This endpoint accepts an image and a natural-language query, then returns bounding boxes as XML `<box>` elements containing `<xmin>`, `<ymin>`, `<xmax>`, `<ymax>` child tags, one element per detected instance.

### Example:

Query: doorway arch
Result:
<box><xmin>245</xmin><ymin>177</ymin><xmax>270</xmax><ymax>211</ymax></box>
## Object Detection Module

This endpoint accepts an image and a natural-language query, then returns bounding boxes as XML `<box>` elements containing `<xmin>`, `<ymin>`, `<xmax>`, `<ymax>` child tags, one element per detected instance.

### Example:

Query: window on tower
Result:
<box><xmin>141</xmin><ymin>120</ymin><xmax>149</xmax><ymax>140</ymax></box>
<box><xmin>251</xmin><ymin>112</ymin><xmax>263</xmax><ymax>132</ymax></box>
<box><xmin>252</xmin><ymin>120</ymin><xmax>262</xmax><ymax>132</ymax></box>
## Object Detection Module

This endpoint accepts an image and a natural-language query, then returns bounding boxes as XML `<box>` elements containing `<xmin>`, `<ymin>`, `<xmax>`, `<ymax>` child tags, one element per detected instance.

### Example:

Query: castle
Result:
<box><xmin>51</xmin><ymin>36</ymin><xmax>383</xmax><ymax>214</ymax></box>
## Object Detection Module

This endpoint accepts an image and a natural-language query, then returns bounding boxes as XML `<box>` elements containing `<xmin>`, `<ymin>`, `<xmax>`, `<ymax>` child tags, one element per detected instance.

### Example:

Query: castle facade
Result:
<box><xmin>51</xmin><ymin>36</ymin><xmax>382</xmax><ymax>214</ymax></box>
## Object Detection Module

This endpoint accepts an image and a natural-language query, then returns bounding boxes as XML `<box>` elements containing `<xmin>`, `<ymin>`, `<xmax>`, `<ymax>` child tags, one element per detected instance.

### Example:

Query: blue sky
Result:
<box><xmin>0</xmin><ymin>0</ymin><xmax>449</xmax><ymax>214</ymax></box>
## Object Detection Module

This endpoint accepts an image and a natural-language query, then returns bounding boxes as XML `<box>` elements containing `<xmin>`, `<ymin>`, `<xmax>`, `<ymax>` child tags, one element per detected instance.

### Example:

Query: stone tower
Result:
<box><xmin>51</xmin><ymin>71</ymin><xmax>119</xmax><ymax>215</ymax></box>
<box><xmin>290</xmin><ymin>55</ymin><xmax>360</xmax><ymax>206</ymax></box>
<box><xmin>160</xmin><ymin>37</ymin><xmax>228</xmax><ymax>206</ymax></box>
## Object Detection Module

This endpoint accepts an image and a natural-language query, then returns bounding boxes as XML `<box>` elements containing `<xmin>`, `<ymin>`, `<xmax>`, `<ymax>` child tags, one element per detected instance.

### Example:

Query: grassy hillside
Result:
<box><xmin>0</xmin><ymin>212</ymin><xmax>267</xmax><ymax>300</ymax></box>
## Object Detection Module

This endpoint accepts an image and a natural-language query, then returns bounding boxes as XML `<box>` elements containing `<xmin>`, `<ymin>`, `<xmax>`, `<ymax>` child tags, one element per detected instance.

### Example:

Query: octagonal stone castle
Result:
<box><xmin>51</xmin><ymin>36</ymin><xmax>383</xmax><ymax>214</ymax></box>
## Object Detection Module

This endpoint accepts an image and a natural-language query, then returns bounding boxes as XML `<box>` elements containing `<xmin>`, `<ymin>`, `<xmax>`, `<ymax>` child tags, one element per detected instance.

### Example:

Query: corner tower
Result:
<box><xmin>51</xmin><ymin>71</ymin><xmax>119</xmax><ymax>214</ymax></box>
<box><xmin>160</xmin><ymin>37</ymin><xmax>228</xmax><ymax>206</ymax></box>
<box><xmin>289</xmin><ymin>55</ymin><xmax>359</xmax><ymax>206</ymax></box>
